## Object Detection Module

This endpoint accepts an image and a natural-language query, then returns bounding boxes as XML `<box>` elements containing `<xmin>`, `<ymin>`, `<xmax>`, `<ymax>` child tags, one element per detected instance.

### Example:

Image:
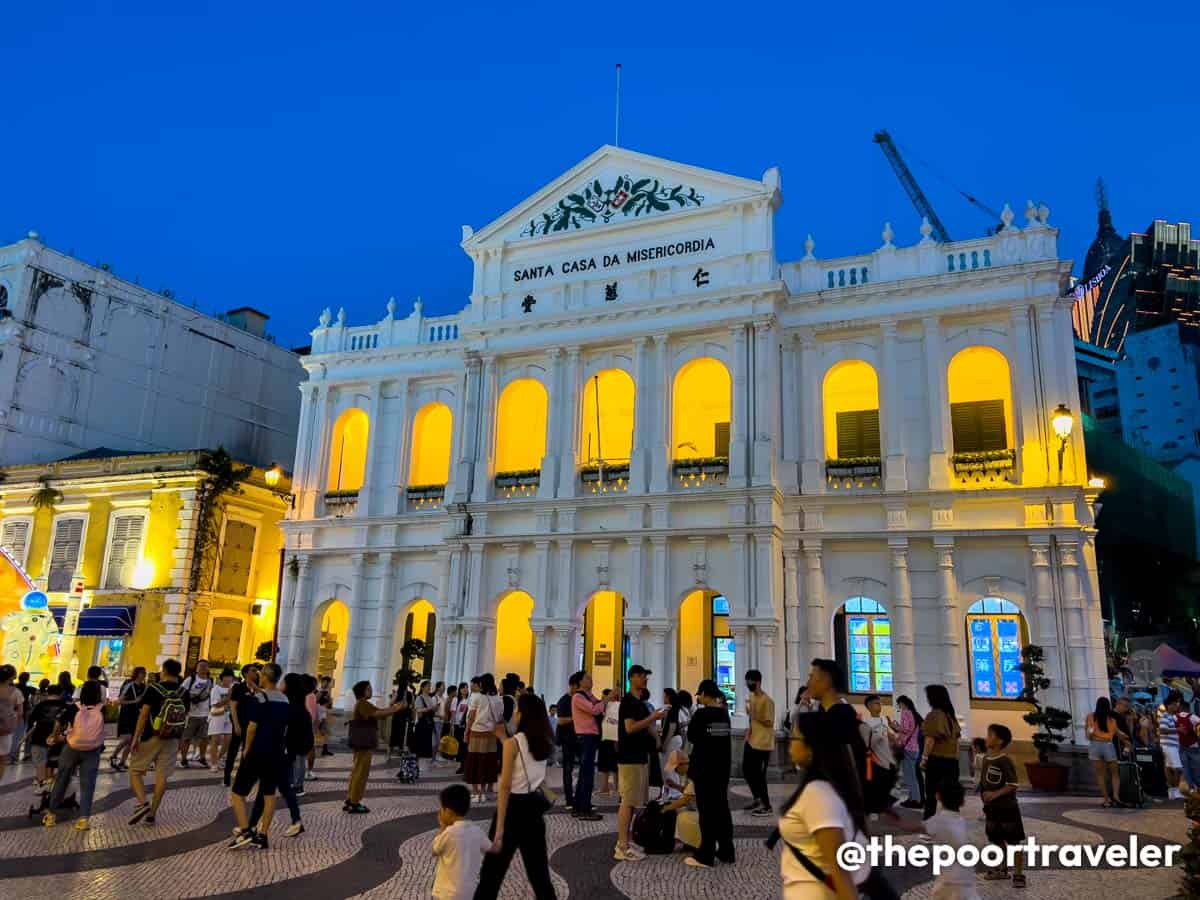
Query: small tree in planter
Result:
<box><xmin>1019</xmin><ymin>643</ymin><xmax>1074</xmax><ymax>791</ymax></box>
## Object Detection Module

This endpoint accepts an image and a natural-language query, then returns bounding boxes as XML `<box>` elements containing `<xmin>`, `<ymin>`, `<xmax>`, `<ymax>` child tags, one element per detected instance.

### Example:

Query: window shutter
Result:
<box><xmin>713</xmin><ymin>421</ymin><xmax>730</xmax><ymax>458</ymax></box>
<box><xmin>104</xmin><ymin>515</ymin><xmax>144</xmax><ymax>589</ymax></box>
<box><xmin>47</xmin><ymin>518</ymin><xmax>84</xmax><ymax>593</ymax></box>
<box><xmin>951</xmin><ymin>400</ymin><xmax>1007</xmax><ymax>453</ymax></box>
<box><xmin>834</xmin><ymin>409</ymin><xmax>881</xmax><ymax>458</ymax></box>
<box><xmin>0</xmin><ymin>520</ymin><xmax>30</xmax><ymax>566</ymax></box>
<box><xmin>216</xmin><ymin>520</ymin><xmax>256</xmax><ymax>596</ymax></box>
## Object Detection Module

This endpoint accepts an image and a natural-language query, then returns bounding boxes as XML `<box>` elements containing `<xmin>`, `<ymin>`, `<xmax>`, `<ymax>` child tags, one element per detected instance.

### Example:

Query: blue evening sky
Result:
<box><xmin>3</xmin><ymin>2</ymin><xmax>1195</xmax><ymax>349</ymax></box>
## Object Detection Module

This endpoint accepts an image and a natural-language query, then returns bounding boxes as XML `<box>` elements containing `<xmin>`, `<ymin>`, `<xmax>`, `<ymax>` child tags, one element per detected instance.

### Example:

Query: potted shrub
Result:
<box><xmin>1019</xmin><ymin>643</ymin><xmax>1073</xmax><ymax>791</ymax></box>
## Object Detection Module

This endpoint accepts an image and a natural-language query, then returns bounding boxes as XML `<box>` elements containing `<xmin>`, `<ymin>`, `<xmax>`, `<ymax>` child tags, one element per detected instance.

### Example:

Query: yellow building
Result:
<box><xmin>0</xmin><ymin>448</ymin><xmax>290</xmax><ymax>680</ymax></box>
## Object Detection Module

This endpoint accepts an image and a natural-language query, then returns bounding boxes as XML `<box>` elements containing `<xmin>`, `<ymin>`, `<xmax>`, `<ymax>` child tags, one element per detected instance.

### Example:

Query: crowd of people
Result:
<box><xmin>0</xmin><ymin>652</ymin><xmax>1104</xmax><ymax>898</ymax></box>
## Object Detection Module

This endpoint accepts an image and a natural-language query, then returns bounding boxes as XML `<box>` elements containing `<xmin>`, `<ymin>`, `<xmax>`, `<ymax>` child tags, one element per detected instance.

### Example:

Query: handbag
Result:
<box><xmin>347</xmin><ymin>717</ymin><xmax>379</xmax><ymax>750</ymax></box>
<box><xmin>516</xmin><ymin>736</ymin><xmax>556</xmax><ymax>814</ymax></box>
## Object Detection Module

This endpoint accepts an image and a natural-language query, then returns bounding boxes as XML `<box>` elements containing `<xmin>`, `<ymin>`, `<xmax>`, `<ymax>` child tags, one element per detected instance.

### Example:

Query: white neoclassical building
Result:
<box><xmin>278</xmin><ymin>146</ymin><xmax>1105</xmax><ymax>741</ymax></box>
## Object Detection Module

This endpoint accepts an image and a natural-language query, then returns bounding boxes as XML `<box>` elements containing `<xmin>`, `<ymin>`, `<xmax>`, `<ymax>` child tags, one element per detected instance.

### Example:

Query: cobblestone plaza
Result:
<box><xmin>0</xmin><ymin>752</ymin><xmax>1185</xmax><ymax>899</ymax></box>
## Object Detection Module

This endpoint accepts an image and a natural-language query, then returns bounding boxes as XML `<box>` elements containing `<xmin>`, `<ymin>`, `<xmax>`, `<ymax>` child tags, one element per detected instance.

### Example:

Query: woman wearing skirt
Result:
<box><xmin>464</xmin><ymin>673</ymin><xmax>504</xmax><ymax>803</ymax></box>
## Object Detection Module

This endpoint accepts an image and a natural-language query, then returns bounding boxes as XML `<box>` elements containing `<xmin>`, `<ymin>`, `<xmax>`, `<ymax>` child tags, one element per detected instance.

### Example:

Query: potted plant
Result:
<box><xmin>1019</xmin><ymin>643</ymin><xmax>1073</xmax><ymax>791</ymax></box>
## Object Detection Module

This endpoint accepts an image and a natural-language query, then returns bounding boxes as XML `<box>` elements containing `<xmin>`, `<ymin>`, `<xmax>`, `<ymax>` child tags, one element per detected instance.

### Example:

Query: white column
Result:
<box><xmin>358</xmin><ymin>380</ymin><xmax>384</xmax><ymax>516</ymax></box>
<box><xmin>799</xmin><ymin>331</ymin><xmax>825</xmax><ymax>493</ymax></box>
<box><xmin>757</xmin><ymin>625</ymin><xmax>780</xmax><ymax>726</ymax></box>
<box><xmin>1058</xmin><ymin>540</ymin><xmax>1092</xmax><ymax>743</ymax></box>
<box><xmin>629</xmin><ymin>336</ymin><xmax>651</xmax><ymax>494</ymax></box>
<box><xmin>729</xmin><ymin>324</ymin><xmax>750</xmax><ymax>485</ymax></box>
<box><xmin>533</xmin><ymin>540</ymin><xmax>552</xmax><ymax>617</ymax></box>
<box><xmin>923</xmin><ymin>316</ymin><xmax>951</xmax><ymax>490</ymax></box>
<box><xmin>803</xmin><ymin>540</ymin><xmax>827</xmax><ymax>662</ymax></box>
<box><xmin>934</xmin><ymin>538</ymin><xmax>968</xmax><ymax>720</ymax></box>
<box><xmin>624</xmin><ymin>537</ymin><xmax>645</xmax><ymax>619</ymax></box>
<box><xmin>372</xmin><ymin>553</ymin><xmax>396</xmax><ymax>694</ymax></box>
<box><xmin>752</xmin><ymin>318</ymin><xmax>778</xmax><ymax>486</ymax></box>
<box><xmin>650</xmin><ymin>334</ymin><xmax>671</xmax><ymax>493</ymax></box>
<box><xmin>389</xmin><ymin>378</ymin><xmax>411</xmax><ymax>514</ymax></box>
<box><xmin>648</xmin><ymin>624</ymin><xmax>670</xmax><ymax>693</ymax></box>
<box><xmin>443</xmin><ymin>627</ymin><xmax>461</xmax><ymax>687</ymax></box>
<box><xmin>471</xmin><ymin>355</ymin><xmax>498</xmax><ymax>502</ymax></box>
<box><xmin>341</xmin><ymin>553</ymin><xmax>368</xmax><ymax>685</ymax></box>
<box><xmin>888</xmin><ymin>539</ymin><xmax>918</xmax><ymax>702</ymax></box>
<box><xmin>556</xmin><ymin>347</ymin><xmax>582</xmax><ymax>498</ymax></box>
<box><xmin>729</xmin><ymin>622</ymin><xmax>750</xmax><ymax>728</ymax></box>
<box><xmin>290</xmin><ymin>384</ymin><xmax>317</xmax><ymax>496</ymax></box>
<box><xmin>312</xmin><ymin>386</ymin><xmax>337</xmax><ymax>516</ymax></box>
<box><xmin>286</xmin><ymin>555</ymin><xmax>314</xmax><ymax>673</ymax></box>
<box><xmin>783</xmin><ymin>546</ymin><xmax>803</xmax><ymax>706</ymax></box>
<box><xmin>552</xmin><ymin>627</ymin><xmax>574</xmax><ymax>698</ymax></box>
<box><xmin>880</xmin><ymin>322</ymin><xmax>908</xmax><ymax>492</ymax></box>
<box><xmin>552</xmin><ymin>539</ymin><xmax>573</xmax><ymax>621</ymax></box>
<box><xmin>650</xmin><ymin>536</ymin><xmax>669</xmax><ymax>621</ymax></box>
<box><xmin>464</xmin><ymin>543</ymin><xmax>486</xmax><ymax>618</ymax></box>
<box><xmin>300</xmin><ymin>384</ymin><xmax>333</xmax><ymax>517</ymax></box>
<box><xmin>532</xmin><ymin>623</ymin><xmax>549</xmax><ymax>695</ymax></box>
<box><xmin>274</xmin><ymin>557</ymin><xmax>298</xmax><ymax>663</ymax></box>
<box><xmin>462</xmin><ymin>625</ymin><xmax>483</xmax><ymax>679</ymax></box>
<box><xmin>778</xmin><ymin>334</ymin><xmax>801</xmax><ymax>493</ymax></box>
<box><xmin>1028</xmin><ymin>538</ymin><xmax>1067</xmax><ymax>713</ymax></box>
<box><xmin>539</xmin><ymin>348</ymin><xmax>563</xmax><ymax>500</ymax></box>
<box><xmin>452</xmin><ymin>355</ymin><xmax>482</xmax><ymax>504</ymax></box>
<box><xmin>1009</xmin><ymin>306</ymin><xmax>1045</xmax><ymax>485</ymax></box>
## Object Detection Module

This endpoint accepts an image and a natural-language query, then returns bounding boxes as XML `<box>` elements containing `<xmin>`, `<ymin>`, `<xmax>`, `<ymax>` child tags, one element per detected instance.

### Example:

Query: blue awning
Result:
<box><xmin>50</xmin><ymin>604</ymin><xmax>138</xmax><ymax>637</ymax></box>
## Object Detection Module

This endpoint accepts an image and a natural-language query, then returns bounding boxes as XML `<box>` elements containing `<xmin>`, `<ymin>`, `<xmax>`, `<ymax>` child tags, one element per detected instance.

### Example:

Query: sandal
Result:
<box><xmin>1013</xmin><ymin>874</ymin><xmax>1027</xmax><ymax>889</ymax></box>
<box><xmin>1102</xmin><ymin>799</ymin><xmax>1114</xmax><ymax>808</ymax></box>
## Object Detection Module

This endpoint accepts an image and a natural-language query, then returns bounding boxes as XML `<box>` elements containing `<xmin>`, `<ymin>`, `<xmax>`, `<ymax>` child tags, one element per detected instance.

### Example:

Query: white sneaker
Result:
<box><xmin>305</xmin><ymin>772</ymin><xmax>317</xmax><ymax>781</ymax></box>
<box><xmin>614</xmin><ymin>844</ymin><xmax>645</xmax><ymax>861</ymax></box>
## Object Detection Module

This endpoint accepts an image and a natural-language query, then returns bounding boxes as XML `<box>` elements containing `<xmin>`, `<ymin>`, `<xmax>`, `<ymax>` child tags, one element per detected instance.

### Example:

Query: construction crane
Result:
<box><xmin>874</xmin><ymin>129</ymin><xmax>1006</xmax><ymax>238</ymax></box>
<box><xmin>873</xmin><ymin>130</ymin><xmax>953</xmax><ymax>243</ymax></box>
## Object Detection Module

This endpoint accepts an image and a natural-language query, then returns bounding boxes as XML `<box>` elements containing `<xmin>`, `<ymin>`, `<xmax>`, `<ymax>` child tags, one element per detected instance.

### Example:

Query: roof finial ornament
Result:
<box><xmin>881</xmin><ymin>221</ymin><xmax>894</xmax><ymax>249</ymax></box>
<box><xmin>1038</xmin><ymin>203</ymin><xmax>1050</xmax><ymax>225</ymax></box>
<box><xmin>336</xmin><ymin>306</ymin><xmax>346</xmax><ymax>325</ymax></box>
<box><xmin>27</xmin><ymin>229</ymin><xmax>39</xmax><ymax>241</ymax></box>
<box><xmin>1000</xmin><ymin>203</ymin><xmax>1015</xmax><ymax>231</ymax></box>
<box><xmin>413</xmin><ymin>296</ymin><xmax>424</xmax><ymax>318</ymax></box>
<box><xmin>803</xmin><ymin>234</ymin><xmax>816</xmax><ymax>260</ymax></box>
<box><xmin>318</xmin><ymin>307</ymin><xmax>331</xmax><ymax>327</ymax></box>
<box><xmin>919</xmin><ymin>217</ymin><xmax>934</xmax><ymax>244</ymax></box>
<box><xmin>385</xmin><ymin>296</ymin><xmax>396</xmax><ymax>319</ymax></box>
<box><xmin>1024</xmin><ymin>200</ymin><xmax>1039</xmax><ymax>228</ymax></box>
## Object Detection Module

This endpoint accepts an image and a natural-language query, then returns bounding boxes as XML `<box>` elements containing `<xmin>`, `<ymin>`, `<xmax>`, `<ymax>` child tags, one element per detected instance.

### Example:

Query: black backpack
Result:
<box><xmin>632</xmin><ymin>800</ymin><xmax>676</xmax><ymax>854</ymax></box>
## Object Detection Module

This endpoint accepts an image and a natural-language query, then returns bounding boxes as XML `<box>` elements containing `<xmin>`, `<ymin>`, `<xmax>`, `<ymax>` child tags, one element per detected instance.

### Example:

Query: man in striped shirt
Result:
<box><xmin>1160</xmin><ymin>691</ymin><xmax>1184</xmax><ymax>800</ymax></box>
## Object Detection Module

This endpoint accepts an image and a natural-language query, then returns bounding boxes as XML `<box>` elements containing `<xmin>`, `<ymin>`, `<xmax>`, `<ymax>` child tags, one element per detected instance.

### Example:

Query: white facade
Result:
<box><xmin>0</xmin><ymin>237</ymin><xmax>304</xmax><ymax>468</ymax></box>
<box><xmin>280</xmin><ymin>146</ymin><xmax>1106</xmax><ymax>741</ymax></box>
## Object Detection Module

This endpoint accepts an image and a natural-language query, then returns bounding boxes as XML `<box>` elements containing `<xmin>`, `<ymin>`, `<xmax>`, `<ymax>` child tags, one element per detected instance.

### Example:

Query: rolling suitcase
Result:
<box><xmin>1118</xmin><ymin>751</ymin><xmax>1145</xmax><ymax>808</ymax></box>
<box><xmin>1134</xmin><ymin>744</ymin><xmax>1167</xmax><ymax>798</ymax></box>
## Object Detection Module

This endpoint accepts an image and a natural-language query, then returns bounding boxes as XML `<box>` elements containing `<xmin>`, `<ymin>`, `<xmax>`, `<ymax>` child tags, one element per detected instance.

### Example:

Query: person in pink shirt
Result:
<box><xmin>571</xmin><ymin>671</ymin><xmax>606</xmax><ymax>820</ymax></box>
<box><xmin>304</xmin><ymin>681</ymin><xmax>320</xmax><ymax>781</ymax></box>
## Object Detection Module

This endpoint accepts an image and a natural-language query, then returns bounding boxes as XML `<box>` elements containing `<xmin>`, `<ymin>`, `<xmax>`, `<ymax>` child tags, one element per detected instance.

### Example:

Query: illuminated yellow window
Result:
<box><xmin>822</xmin><ymin>361</ymin><xmax>881</xmax><ymax>460</ymax></box>
<box><xmin>495</xmin><ymin>379</ymin><xmax>548</xmax><ymax>474</ymax></box>
<box><xmin>327</xmin><ymin>408</ymin><xmax>369</xmax><ymax>492</ymax></box>
<box><xmin>581</xmin><ymin>369</ymin><xmax>636</xmax><ymax>464</ymax></box>
<box><xmin>672</xmin><ymin>358</ymin><xmax>731</xmax><ymax>460</ymax></box>
<box><xmin>947</xmin><ymin>347</ymin><xmax>1013</xmax><ymax>453</ymax></box>
<box><xmin>494</xmin><ymin>590</ymin><xmax>535</xmax><ymax>684</ymax></box>
<box><xmin>409</xmin><ymin>402</ymin><xmax>453</xmax><ymax>486</ymax></box>
<box><xmin>402</xmin><ymin>598</ymin><xmax>437</xmax><ymax>680</ymax></box>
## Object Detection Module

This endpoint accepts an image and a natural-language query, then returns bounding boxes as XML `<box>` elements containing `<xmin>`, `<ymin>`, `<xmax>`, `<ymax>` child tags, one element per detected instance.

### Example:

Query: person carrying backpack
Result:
<box><xmin>127</xmin><ymin>658</ymin><xmax>187</xmax><ymax>826</ymax></box>
<box><xmin>42</xmin><ymin>680</ymin><xmax>107</xmax><ymax>830</ymax></box>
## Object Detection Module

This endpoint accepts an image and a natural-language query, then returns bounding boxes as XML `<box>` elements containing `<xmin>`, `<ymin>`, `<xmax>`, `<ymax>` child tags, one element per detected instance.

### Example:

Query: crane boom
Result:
<box><xmin>873</xmin><ymin>129</ymin><xmax>952</xmax><ymax>243</ymax></box>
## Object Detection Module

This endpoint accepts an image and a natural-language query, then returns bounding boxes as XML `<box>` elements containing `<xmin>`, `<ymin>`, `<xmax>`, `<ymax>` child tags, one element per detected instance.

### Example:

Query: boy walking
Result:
<box><xmin>980</xmin><ymin>724</ymin><xmax>1026</xmax><ymax>889</ymax></box>
<box><xmin>432</xmin><ymin>784</ymin><xmax>490</xmax><ymax>900</ymax></box>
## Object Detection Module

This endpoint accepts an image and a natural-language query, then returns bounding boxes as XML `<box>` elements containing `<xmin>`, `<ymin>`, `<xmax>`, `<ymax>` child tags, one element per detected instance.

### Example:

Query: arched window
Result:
<box><xmin>495</xmin><ymin>379</ymin><xmax>548</xmax><ymax>489</ymax></box>
<box><xmin>823</xmin><ymin>360</ymin><xmax>881</xmax><ymax>461</ymax></box>
<box><xmin>581</xmin><ymin>369</ymin><xmax>636</xmax><ymax>465</ymax></box>
<box><xmin>408</xmin><ymin>402</ymin><xmax>453</xmax><ymax>487</ymax></box>
<box><xmin>834</xmin><ymin>597</ymin><xmax>892</xmax><ymax>694</ymax></box>
<box><xmin>947</xmin><ymin>347</ymin><xmax>1013</xmax><ymax>455</ymax></box>
<box><xmin>327</xmin><ymin>408</ymin><xmax>369</xmax><ymax>493</ymax></box>
<box><xmin>402</xmin><ymin>599</ymin><xmax>437</xmax><ymax>680</ymax></box>
<box><xmin>672</xmin><ymin>358</ymin><xmax>731</xmax><ymax>461</ymax></box>
<box><xmin>677</xmin><ymin>590</ymin><xmax>735</xmax><ymax>703</ymax></box>
<box><xmin>966</xmin><ymin>597</ymin><xmax>1027</xmax><ymax>699</ymax></box>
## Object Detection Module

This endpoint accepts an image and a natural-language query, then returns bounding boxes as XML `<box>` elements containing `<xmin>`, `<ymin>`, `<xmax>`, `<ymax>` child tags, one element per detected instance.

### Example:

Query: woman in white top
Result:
<box><xmin>776</xmin><ymin>713</ymin><xmax>872</xmax><ymax>899</ymax></box>
<box><xmin>474</xmin><ymin>692</ymin><xmax>556</xmax><ymax>900</ymax></box>
<box><xmin>598</xmin><ymin>688</ymin><xmax>621</xmax><ymax>796</ymax></box>
<box><xmin>206</xmin><ymin>669</ymin><xmax>235</xmax><ymax>767</ymax></box>
<box><xmin>465</xmin><ymin>673</ymin><xmax>506</xmax><ymax>802</ymax></box>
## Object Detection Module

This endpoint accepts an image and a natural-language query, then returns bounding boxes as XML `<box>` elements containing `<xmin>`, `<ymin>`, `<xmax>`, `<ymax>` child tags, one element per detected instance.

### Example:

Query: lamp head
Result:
<box><xmin>1052</xmin><ymin>403</ymin><xmax>1074</xmax><ymax>441</ymax></box>
<box><xmin>265</xmin><ymin>464</ymin><xmax>282</xmax><ymax>488</ymax></box>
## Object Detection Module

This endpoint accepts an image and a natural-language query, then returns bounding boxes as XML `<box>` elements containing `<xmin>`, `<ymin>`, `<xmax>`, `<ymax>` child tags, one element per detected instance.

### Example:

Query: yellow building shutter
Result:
<box><xmin>47</xmin><ymin>518</ymin><xmax>84</xmax><ymax>592</ymax></box>
<box><xmin>0</xmin><ymin>520</ymin><xmax>30</xmax><ymax>567</ymax></box>
<box><xmin>104</xmin><ymin>515</ymin><xmax>145</xmax><ymax>589</ymax></box>
<box><xmin>215</xmin><ymin>520</ymin><xmax>257</xmax><ymax>596</ymax></box>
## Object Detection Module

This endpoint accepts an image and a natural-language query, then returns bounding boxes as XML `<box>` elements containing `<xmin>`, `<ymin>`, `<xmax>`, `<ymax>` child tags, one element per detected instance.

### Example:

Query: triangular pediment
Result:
<box><xmin>463</xmin><ymin>145</ymin><xmax>779</xmax><ymax>249</ymax></box>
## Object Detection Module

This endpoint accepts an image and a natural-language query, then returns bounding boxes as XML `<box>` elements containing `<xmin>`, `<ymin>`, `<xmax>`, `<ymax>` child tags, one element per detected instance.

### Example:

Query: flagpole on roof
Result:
<box><xmin>614</xmin><ymin>63</ymin><xmax>621</xmax><ymax>147</ymax></box>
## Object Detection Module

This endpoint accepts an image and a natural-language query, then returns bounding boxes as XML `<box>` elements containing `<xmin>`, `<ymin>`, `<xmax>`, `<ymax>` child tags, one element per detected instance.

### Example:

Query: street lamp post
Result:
<box><xmin>1051</xmin><ymin>403</ymin><xmax>1074</xmax><ymax>484</ymax></box>
<box><xmin>264</xmin><ymin>463</ymin><xmax>295</xmax><ymax>663</ymax></box>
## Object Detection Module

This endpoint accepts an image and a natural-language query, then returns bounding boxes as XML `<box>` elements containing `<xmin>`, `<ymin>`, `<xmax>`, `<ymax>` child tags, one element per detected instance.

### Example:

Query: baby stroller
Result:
<box><xmin>27</xmin><ymin>742</ymin><xmax>78</xmax><ymax>819</ymax></box>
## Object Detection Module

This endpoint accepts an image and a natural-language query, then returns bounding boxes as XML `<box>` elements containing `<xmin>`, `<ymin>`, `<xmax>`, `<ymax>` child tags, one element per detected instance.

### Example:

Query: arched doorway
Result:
<box><xmin>677</xmin><ymin>589</ymin><xmax>734</xmax><ymax>703</ymax></box>
<box><xmin>310</xmin><ymin>599</ymin><xmax>350</xmax><ymax>690</ymax></box>
<box><xmin>831</xmin><ymin>597</ymin><xmax>892</xmax><ymax>695</ymax></box>
<box><xmin>579</xmin><ymin>590</ymin><xmax>627</xmax><ymax>694</ymax></box>
<box><xmin>494</xmin><ymin>590</ymin><xmax>535</xmax><ymax>684</ymax></box>
<box><xmin>392</xmin><ymin>598</ymin><xmax>437</xmax><ymax>683</ymax></box>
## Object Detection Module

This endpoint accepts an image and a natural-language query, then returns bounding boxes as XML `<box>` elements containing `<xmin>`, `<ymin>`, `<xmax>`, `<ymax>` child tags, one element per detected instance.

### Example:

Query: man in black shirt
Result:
<box><xmin>807</xmin><ymin>658</ymin><xmax>868</xmax><ymax>785</ymax></box>
<box><xmin>688</xmin><ymin>679</ymin><xmax>735</xmax><ymax>867</ymax></box>
<box><xmin>128</xmin><ymin>658</ymin><xmax>185</xmax><ymax>826</ymax></box>
<box><xmin>555</xmin><ymin>672</ymin><xmax>580</xmax><ymax>810</ymax></box>
<box><xmin>229</xmin><ymin>663</ymin><xmax>291</xmax><ymax>850</ymax></box>
<box><xmin>616</xmin><ymin>664</ymin><xmax>665</xmax><ymax>860</ymax></box>
<box><xmin>224</xmin><ymin>664</ymin><xmax>261</xmax><ymax>787</ymax></box>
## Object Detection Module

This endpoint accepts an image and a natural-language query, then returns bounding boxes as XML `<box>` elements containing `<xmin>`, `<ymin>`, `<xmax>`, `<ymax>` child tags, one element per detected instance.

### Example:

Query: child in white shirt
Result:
<box><xmin>901</xmin><ymin>774</ymin><xmax>980</xmax><ymax>899</ymax></box>
<box><xmin>432</xmin><ymin>785</ymin><xmax>490</xmax><ymax>900</ymax></box>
